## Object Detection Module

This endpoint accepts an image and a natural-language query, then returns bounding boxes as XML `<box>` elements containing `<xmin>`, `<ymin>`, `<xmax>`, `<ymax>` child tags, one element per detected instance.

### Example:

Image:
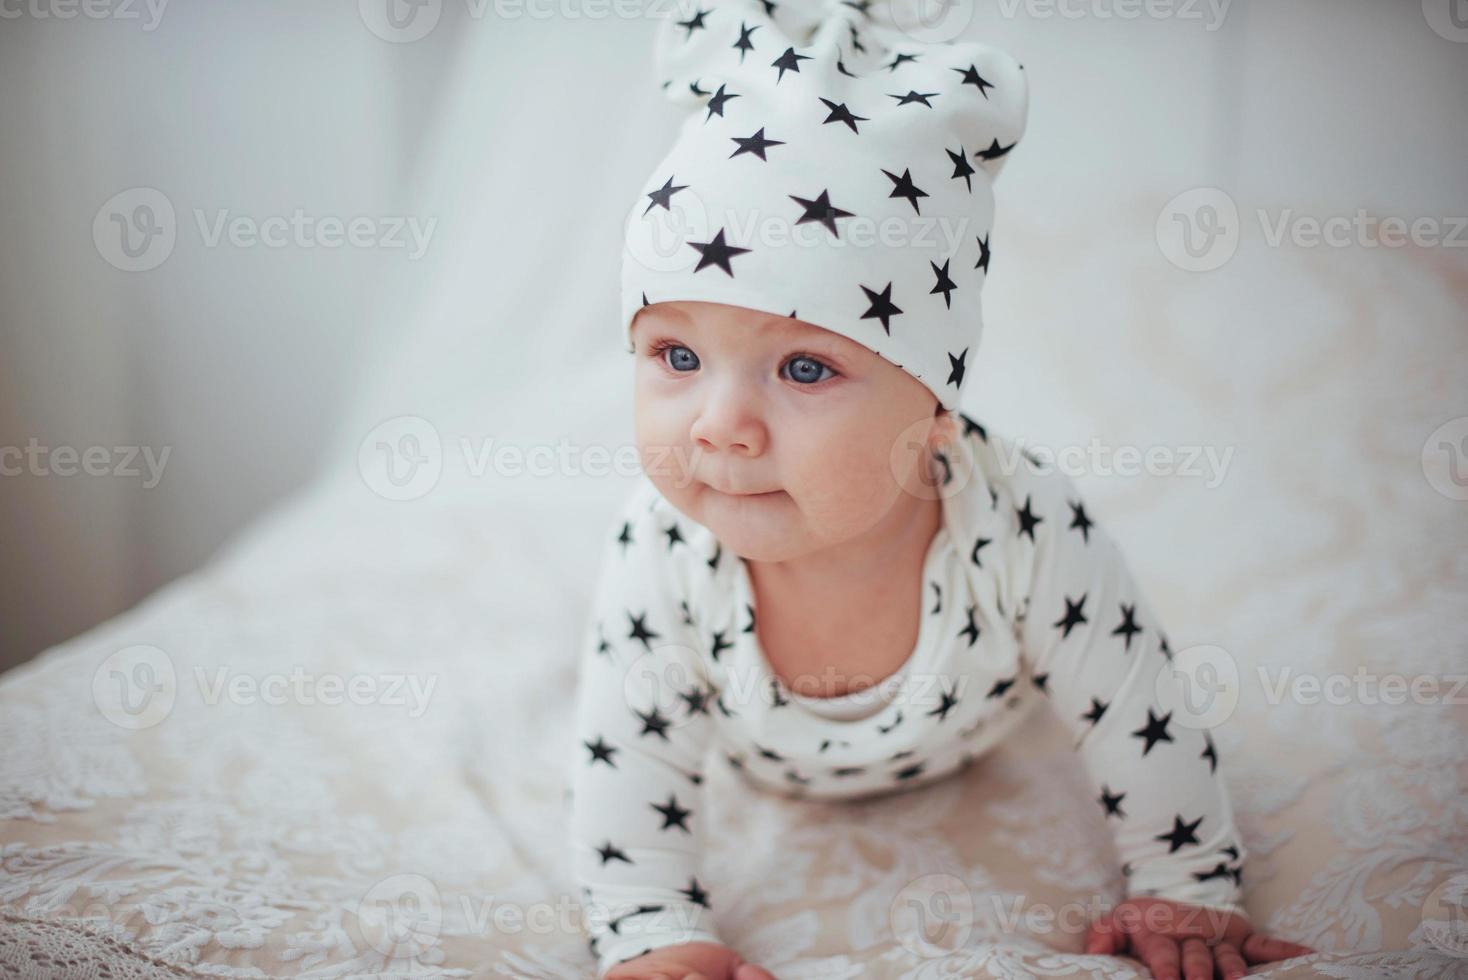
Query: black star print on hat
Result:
<box><xmin>733</xmin><ymin>22</ymin><xmax>758</xmax><ymax>61</ymax></box>
<box><xmin>730</xmin><ymin>126</ymin><xmax>785</xmax><ymax>160</ymax></box>
<box><xmin>859</xmin><ymin>282</ymin><xmax>903</xmax><ymax>334</ymax></box>
<box><xmin>688</xmin><ymin>228</ymin><xmax>752</xmax><ymax>276</ymax></box>
<box><xmin>644</xmin><ymin>175</ymin><xmax>689</xmax><ymax>216</ymax></box>
<box><xmin>819</xmin><ymin>97</ymin><xmax>869</xmax><ymax>133</ymax></box>
<box><xmin>790</xmin><ymin>190</ymin><xmax>855</xmax><ymax>237</ymax></box>
<box><xmin>976</xmin><ymin>138</ymin><xmax>1017</xmax><ymax>161</ymax></box>
<box><xmin>1054</xmin><ymin>594</ymin><xmax>1089</xmax><ymax>638</ymax></box>
<box><xmin>1155</xmin><ymin>814</ymin><xmax>1204</xmax><ymax>853</ymax></box>
<box><xmin>952</xmin><ymin>63</ymin><xmax>994</xmax><ymax>97</ymax></box>
<box><xmin>771</xmin><ymin>46</ymin><xmax>811</xmax><ymax>82</ymax></box>
<box><xmin>676</xmin><ymin>6</ymin><xmax>709</xmax><ymax>39</ymax></box>
<box><xmin>946</xmin><ymin>348</ymin><xmax>968</xmax><ymax>387</ymax></box>
<box><xmin>882</xmin><ymin>168</ymin><xmax>928</xmax><ymax>214</ymax></box>
<box><xmin>889</xmin><ymin>90</ymin><xmax>939</xmax><ymax>108</ymax></box>
<box><xmin>1131</xmin><ymin>708</ymin><xmax>1175</xmax><ymax>756</ymax></box>
<box><xmin>947</xmin><ymin>146</ymin><xmax>977</xmax><ymax>192</ymax></box>
<box><xmin>584</xmin><ymin>736</ymin><xmax>618</xmax><ymax>767</ymax></box>
<box><xmin>1112</xmin><ymin>603</ymin><xmax>1142</xmax><ymax>650</ymax></box>
<box><xmin>974</xmin><ymin>233</ymin><xmax>992</xmax><ymax>273</ymax></box>
<box><xmin>930</xmin><ymin>259</ymin><xmax>958</xmax><ymax>308</ymax></box>
<box><xmin>651</xmin><ymin>792</ymin><xmax>693</xmax><ymax>832</ymax></box>
<box><xmin>705</xmin><ymin>83</ymin><xmax>739</xmax><ymax>119</ymax></box>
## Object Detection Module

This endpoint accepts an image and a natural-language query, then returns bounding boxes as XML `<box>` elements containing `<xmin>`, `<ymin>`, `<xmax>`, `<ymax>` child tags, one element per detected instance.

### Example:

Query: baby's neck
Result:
<box><xmin>748</xmin><ymin>491</ymin><xmax>942</xmax><ymax>597</ymax></box>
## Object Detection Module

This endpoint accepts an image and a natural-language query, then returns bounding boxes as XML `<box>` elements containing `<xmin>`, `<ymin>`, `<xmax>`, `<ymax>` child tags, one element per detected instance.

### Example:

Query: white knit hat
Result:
<box><xmin>620</xmin><ymin>0</ymin><xmax>1028</xmax><ymax>411</ymax></box>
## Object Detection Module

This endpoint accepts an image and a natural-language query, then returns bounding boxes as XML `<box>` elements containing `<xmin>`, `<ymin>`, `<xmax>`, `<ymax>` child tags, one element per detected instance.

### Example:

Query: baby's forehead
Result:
<box><xmin>642</xmin><ymin>300</ymin><xmax>851</xmax><ymax>347</ymax></box>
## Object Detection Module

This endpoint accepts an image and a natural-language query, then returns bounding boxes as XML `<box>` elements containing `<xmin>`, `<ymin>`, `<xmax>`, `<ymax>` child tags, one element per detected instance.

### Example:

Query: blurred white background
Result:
<box><xmin>1</xmin><ymin>0</ymin><xmax>1465</xmax><ymax>673</ymax></box>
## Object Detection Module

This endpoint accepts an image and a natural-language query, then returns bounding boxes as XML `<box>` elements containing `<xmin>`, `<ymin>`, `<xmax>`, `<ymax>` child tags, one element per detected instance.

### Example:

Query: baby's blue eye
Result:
<box><xmin>784</xmin><ymin>356</ymin><xmax>833</xmax><ymax>385</ymax></box>
<box><xmin>665</xmin><ymin>346</ymin><xmax>699</xmax><ymax>372</ymax></box>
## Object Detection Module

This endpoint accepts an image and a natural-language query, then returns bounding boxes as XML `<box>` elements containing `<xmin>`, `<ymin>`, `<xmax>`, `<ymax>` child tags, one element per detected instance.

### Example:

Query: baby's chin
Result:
<box><xmin>686</xmin><ymin>484</ymin><xmax>810</xmax><ymax>562</ymax></box>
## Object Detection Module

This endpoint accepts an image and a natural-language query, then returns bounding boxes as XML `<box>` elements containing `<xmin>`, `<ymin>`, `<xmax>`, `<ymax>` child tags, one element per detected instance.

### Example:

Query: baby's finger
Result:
<box><xmin>1084</xmin><ymin>910</ymin><xmax>1120</xmax><ymax>955</ymax></box>
<box><xmin>1241</xmin><ymin>932</ymin><xmax>1316</xmax><ymax>963</ymax></box>
<box><xmin>1214</xmin><ymin>940</ymin><xmax>1248</xmax><ymax>980</ymax></box>
<box><xmin>1179</xmin><ymin>937</ymin><xmax>1211</xmax><ymax>980</ymax></box>
<box><xmin>1133</xmin><ymin>930</ymin><xmax>1181</xmax><ymax>980</ymax></box>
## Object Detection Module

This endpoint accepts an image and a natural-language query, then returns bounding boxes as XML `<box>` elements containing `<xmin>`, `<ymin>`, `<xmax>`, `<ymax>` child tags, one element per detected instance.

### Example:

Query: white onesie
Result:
<box><xmin>567</xmin><ymin>414</ymin><xmax>1247</xmax><ymax>974</ymax></box>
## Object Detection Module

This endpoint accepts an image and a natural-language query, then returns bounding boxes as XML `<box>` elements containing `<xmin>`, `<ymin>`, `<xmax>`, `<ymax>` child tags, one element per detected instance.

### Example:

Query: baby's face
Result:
<box><xmin>630</xmin><ymin>300</ymin><xmax>953</xmax><ymax>563</ymax></box>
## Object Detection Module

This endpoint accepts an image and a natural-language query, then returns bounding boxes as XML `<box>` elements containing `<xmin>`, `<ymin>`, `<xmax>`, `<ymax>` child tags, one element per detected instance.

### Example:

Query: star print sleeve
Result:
<box><xmin>1008</xmin><ymin>468</ymin><xmax>1248</xmax><ymax>917</ymax></box>
<box><xmin>568</xmin><ymin>479</ymin><xmax>723</xmax><ymax>975</ymax></box>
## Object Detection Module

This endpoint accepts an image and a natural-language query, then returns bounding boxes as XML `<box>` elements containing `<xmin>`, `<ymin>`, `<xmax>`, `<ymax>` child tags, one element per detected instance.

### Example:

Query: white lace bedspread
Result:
<box><xmin>2</xmin><ymin>201</ymin><xmax>1466</xmax><ymax>978</ymax></box>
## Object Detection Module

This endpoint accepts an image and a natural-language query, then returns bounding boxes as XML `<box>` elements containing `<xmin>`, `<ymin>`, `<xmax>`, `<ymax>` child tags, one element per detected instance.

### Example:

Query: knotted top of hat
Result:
<box><xmin>619</xmin><ymin>0</ymin><xmax>1029</xmax><ymax>411</ymax></box>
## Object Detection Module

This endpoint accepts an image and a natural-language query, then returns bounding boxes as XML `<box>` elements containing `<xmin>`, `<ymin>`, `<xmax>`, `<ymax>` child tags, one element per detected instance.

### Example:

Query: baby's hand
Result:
<box><xmin>1083</xmin><ymin>897</ymin><xmax>1316</xmax><ymax>980</ymax></box>
<box><xmin>603</xmin><ymin>941</ymin><xmax>777</xmax><ymax>980</ymax></box>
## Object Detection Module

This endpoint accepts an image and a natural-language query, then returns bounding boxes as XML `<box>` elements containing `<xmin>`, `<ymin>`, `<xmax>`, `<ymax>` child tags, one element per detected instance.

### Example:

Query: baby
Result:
<box><xmin>568</xmin><ymin>1</ymin><xmax>1315</xmax><ymax>977</ymax></box>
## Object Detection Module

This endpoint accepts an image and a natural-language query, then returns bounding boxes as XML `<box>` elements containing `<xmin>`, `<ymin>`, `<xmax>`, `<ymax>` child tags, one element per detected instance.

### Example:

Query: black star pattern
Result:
<box><xmin>733</xmin><ymin>22</ymin><xmax>758</xmax><ymax>62</ymax></box>
<box><xmin>1098</xmin><ymin>784</ymin><xmax>1127</xmax><ymax>819</ymax></box>
<box><xmin>926</xmin><ymin>683</ymin><xmax>959</xmax><ymax>721</ymax></box>
<box><xmin>675</xmin><ymin>6</ymin><xmax>709</xmax><ymax>38</ymax></box>
<box><xmin>651</xmin><ymin>793</ymin><xmax>693</xmax><ymax>832</ymax></box>
<box><xmin>929</xmin><ymin>258</ymin><xmax>958</xmax><ymax>308</ymax></box>
<box><xmin>1054</xmin><ymin>593</ymin><xmax>1088</xmax><ymax>638</ymax></box>
<box><xmin>634</xmin><ymin>706</ymin><xmax>672</xmax><ymax>742</ymax></box>
<box><xmin>858</xmin><ymin>281</ymin><xmax>903</xmax><ymax>335</ymax></box>
<box><xmin>729</xmin><ymin>127</ymin><xmax>786</xmax><ymax>161</ymax></box>
<box><xmin>1015</xmin><ymin>494</ymin><xmax>1043</xmax><ymax>541</ymax></box>
<box><xmin>790</xmin><ymin>190</ymin><xmax>855</xmax><ymax>237</ymax></box>
<box><xmin>882</xmin><ymin>167</ymin><xmax>929</xmax><ymax>214</ymax></box>
<box><xmin>1131</xmin><ymin>708</ymin><xmax>1175</xmax><ymax>757</ymax></box>
<box><xmin>1112</xmin><ymin>603</ymin><xmax>1142</xmax><ymax>651</ymax></box>
<box><xmin>974</xmin><ymin>233</ymin><xmax>991</xmax><ymax>273</ymax></box>
<box><xmin>969</xmin><ymin>536</ymin><xmax>991</xmax><ymax>568</ymax></box>
<box><xmin>946</xmin><ymin>347</ymin><xmax>968</xmax><ymax>388</ymax></box>
<box><xmin>709</xmin><ymin>629</ymin><xmax>733</xmax><ymax>662</ymax></box>
<box><xmin>705</xmin><ymin>83</ymin><xmax>739</xmax><ymax>120</ymax></box>
<box><xmin>889</xmin><ymin>90</ymin><xmax>939</xmax><ymax>108</ymax></box>
<box><xmin>584</xmin><ymin>736</ymin><xmax>618</xmax><ymax>767</ymax></box>
<box><xmin>1067</xmin><ymin>500</ymin><xmax>1094</xmax><ymax>543</ymax></box>
<box><xmin>819</xmin><ymin>97</ymin><xmax>869</xmax><ymax>133</ymax></box>
<box><xmin>958</xmin><ymin>605</ymin><xmax>981</xmax><ymax>646</ymax></box>
<box><xmin>664</xmin><ymin>522</ymin><xmax>686</xmax><ymax>551</ymax></box>
<box><xmin>976</xmin><ymin>138</ymin><xmax>1017</xmax><ymax>162</ymax></box>
<box><xmin>952</xmin><ymin>63</ymin><xmax>994</xmax><ymax>97</ymax></box>
<box><xmin>1081</xmin><ymin>696</ymin><xmax>1109</xmax><ymax>726</ymax></box>
<box><xmin>883</xmin><ymin>51</ymin><xmax>919</xmax><ymax>72</ymax></box>
<box><xmin>680</xmin><ymin>877</ymin><xmax>711</xmax><ymax>908</ymax></box>
<box><xmin>1156</xmin><ymin>814</ymin><xmax>1204</xmax><ymax>853</ymax></box>
<box><xmin>627</xmin><ymin>611</ymin><xmax>660</xmax><ymax>651</ymax></box>
<box><xmin>947</xmin><ymin>145</ymin><xmax>977</xmax><ymax>192</ymax></box>
<box><xmin>771</xmin><ymin>46</ymin><xmax>812</xmax><ymax>83</ymax></box>
<box><xmin>643</xmin><ymin>176</ymin><xmax>689</xmax><ymax>216</ymax></box>
<box><xmin>596</xmin><ymin>840</ymin><xmax>632</xmax><ymax>866</ymax></box>
<box><xmin>1201</xmin><ymin>731</ymin><xmax>1218</xmax><ymax>773</ymax></box>
<box><xmin>688</xmin><ymin>228</ymin><xmax>752</xmax><ymax>276</ymax></box>
<box><xmin>616</xmin><ymin>520</ymin><xmax>635</xmax><ymax>552</ymax></box>
<box><xmin>986</xmin><ymin>675</ymin><xmax>1016</xmax><ymax>699</ymax></box>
